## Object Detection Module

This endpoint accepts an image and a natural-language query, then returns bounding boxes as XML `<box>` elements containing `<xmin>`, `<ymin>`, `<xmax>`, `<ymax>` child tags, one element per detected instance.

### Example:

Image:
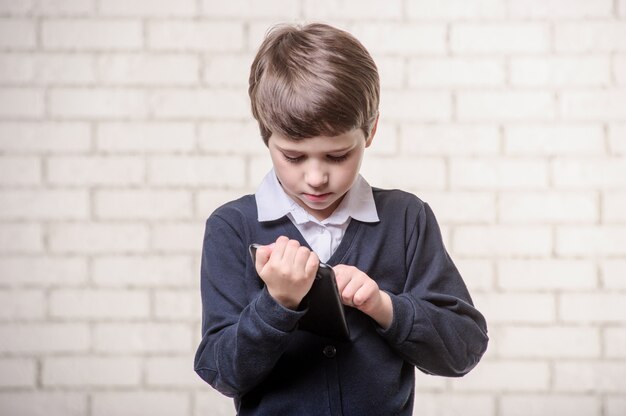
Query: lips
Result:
<box><xmin>303</xmin><ymin>193</ymin><xmax>332</xmax><ymax>203</ymax></box>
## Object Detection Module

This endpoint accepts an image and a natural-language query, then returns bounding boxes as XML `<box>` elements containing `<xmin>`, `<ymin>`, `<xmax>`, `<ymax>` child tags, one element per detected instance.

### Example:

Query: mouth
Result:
<box><xmin>302</xmin><ymin>193</ymin><xmax>332</xmax><ymax>203</ymax></box>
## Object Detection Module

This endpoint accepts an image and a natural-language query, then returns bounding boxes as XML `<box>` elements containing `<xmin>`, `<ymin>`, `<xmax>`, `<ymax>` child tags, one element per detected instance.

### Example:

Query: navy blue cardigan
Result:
<box><xmin>194</xmin><ymin>189</ymin><xmax>488</xmax><ymax>416</ymax></box>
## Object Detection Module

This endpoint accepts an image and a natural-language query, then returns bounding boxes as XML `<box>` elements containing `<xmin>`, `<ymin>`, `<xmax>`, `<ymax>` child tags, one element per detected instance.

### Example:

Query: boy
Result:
<box><xmin>195</xmin><ymin>23</ymin><xmax>488</xmax><ymax>415</ymax></box>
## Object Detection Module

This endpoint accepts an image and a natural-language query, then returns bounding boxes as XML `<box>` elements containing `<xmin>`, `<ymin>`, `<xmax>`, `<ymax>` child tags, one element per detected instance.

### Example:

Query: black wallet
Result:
<box><xmin>249</xmin><ymin>244</ymin><xmax>350</xmax><ymax>341</ymax></box>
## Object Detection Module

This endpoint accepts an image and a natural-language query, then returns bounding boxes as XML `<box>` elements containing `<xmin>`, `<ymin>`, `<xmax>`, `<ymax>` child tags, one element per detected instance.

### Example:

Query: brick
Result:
<box><xmin>42</xmin><ymin>19</ymin><xmax>142</xmax><ymax>50</ymax></box>
<box><xmin>96</xmin><ymin>122</ymin><xmax>194</xmax><ymax>153</ymax></box>
<box><xmin>380</xmin><ymin>91</ymin><xmax>451</xmax><ymax>122</ymax></box>
<box><xmin>50</xmin><ymin>88</ymin><xmax>148</xmax><ymax>119</ymax></box>
<box><xmin>451</xmin><ymin>360</ymin><xmax>550</xmax><ymax>392</ymax></box>
<box><xmin>93</xmin><ymin>256</ymin><xmax>194</xmax><ymax>287</ymax></box>
<box><xmin>608</xmin><ymin>124</ymin><xmax>626</xmax><ymax>155</ymax></box>
<box><xmin>500</xmin><ymin>395</ymin><xmax>599</xmax><ymax>416</ymax></box>
<box><xmin>471</xmin><ymin>293</ymin><xmax>555</xmax><ymax>323</ymax></box>
<box><xmin>149</xmin><ymin>88</ymin><xmax>249</xmax><ymax>119</ymax></box>
<box><xmin>197</xmin><ymin>189</ymin><xmax>247</xmax><ymax>218</ymax></box>
<box><xmin>203</xmin><ymin>0</ymin><xmax>298</xmax><ymax>18</ymax></box>
<box><xmin>0</xmin><ymin>323</ymin><xmax>89</xmax><ymax>353</ymax></box>
<box><xmin>95</xmin><ymin>189</ymin><xmax>192</xmax><ymax>220</ymax></box>
<box><xmin>50</xmin><ymin>289</ymin><xmax>150</xmax><ymax>319</ymax></box>
<box><xmin>451</xmin><ymin>23</ymin><xmax>549</xmax><ymax>53</ymax></box>
<box><xmin>0</xmin><ymin>53</ymin><xmax>95</xmax><ymax>84</ymax></box>
<box><xmin>499</xmin><ymin>192</ymin><xmax>598</xmax><ymax>223</ymax></box>
<box><xmin>249</xmin><ymin>156</ymin><xmax>274</xmax><ymax>187</ymax></box>
<box><xmin>497</xmin><ymin>326</ymin><xmax>600</xmax><ymax>358</ymax></box>
<box><xmin>561</xmin><ymin>91</ymin><xmax>626</xmax><ymax>120</ymax></box>
<box><xmin>0</xmin><ymin>257</ymin><xmax>87</xmax><ymax>287</ymax></box>
<box><xmin>604</xmin><ymin>192</ymin><xmax>626</xmax><ymax>222</ymax></box>
<box><xmin>0</xmin><ymin>358</ymin><xmax>36</xmax><ymax>387</ymax></box>
<box><xmin>408</xmin><ymin>58</ymin><xmax>505</xmax><ymax>87</ymax></box>
<box><xmin>303</xmin><ymin>0</ymin><xmax>401</xmax><ymax>19</ymax></box>
<box><xmin>148</xmin><ymin>156</ymin><xmax>246</xmax><ymax>186</ymax></box>
<box><xmin>0</xmin><ymin>19</ymin><xmax>36</xmax><ymax>48</ymax></box>
<box><xmin>407</xmin><ymin>0</ymin><xmax>505</xmax><ymax>19</ymax></box>
<box><xmin>554</xmin><ymin>362</ymin><xmax>626</xmax><ymax>392</ymax></box>
<box><xmin>0</xmin><ymin>190</ymin><xmax>89</xmax><ymax>220</ymax></box>
<box><xmin>375</xmin><ymin>56</ymin><xmax>405</xmax><ymax>90</ymax></box>
<box><xmin>146</xmin><ymin>356</ymin><xmax>206</xmax><ymax>387</ymax></box>
<box><xmin>560</xmin><ymin>293</ymin><xmax>626</xmax><ymax>323</ymax></box>
<box><xmin>555</xmin><ymin>23</ymin><xmax>626</xmax><ymax>52</ymax></box>
<box><xmin>49</xmin><ymin>223</ymin><xmax>149</xmax><ymax>254</ymax></box>
<box><xmin>552</xmin><ymin>158</ymin><xmax>626</xmax><ymax>189</ymax></box>
<box><xmin>0</xmin><ymin>290</ymin><xmax>45</xmax><ymax>320</ymax></box>
<box><xmin>0</xmin><ymin>122</ymin><xmax>90</xmax><ymax>153</ymax></box>
<box><xmin>94</xmin><ymin>323</ymin><xmax>192</xmax><ymax>353</ymax></box>
<box><xmin>401</xmin><ymin>124</ymin><xmax>499</xmax><ymax>156</ymax></box>
<box><xmin>0</xmin><ymin>88</ymin><xmax>44</xmax><ymax>118</ymax></box>
<box><xmin>605</xmin><ymin>327</ymin><xmax>626</xmax><ymax>358</ymax></box>
<box><xmin>557</xmin><ymin>226</ymin><xmax>626</xmax><ymax>256</ymax></box>
<box><xmin>621</xmin><ymin>0</ymin><xmax>626</xmax><ymax>16</ymax></box>
<box><xmin>154</xmin><ymin>290</ymin><xmax>199</xmax><ymax>320</ymax></box>
<box><xmin>203</xmin><ymin>53</ymin><xmax>252</xmax><ymax>87</ymax></box>
<box><xmin>152</xmin><ymin>222</ymin><xmax>203</xmax><ymax>252</ymax></box>
<box><xmin>43</xmin><ymin>357</ymin><xmax>141</xmax><ymax>387</ymax></box>
<box><xmin>413</xmin><ymin>393</ymin><xmax>495</xmax><ymax>416</ymax></box>
<box><xmin>505</xmin><ymin>124</ymin><xmax>604</xmax><ymax>156</ymax></box>
<box><xmin>194</xmin><ymin>389</ymin><xmax>237</xmax><ymax>416</ymax></box>
<box><xmin>99</xmin><ymin>0</ymin><xmax>196</xmax><ymax>16</ymax></box>
<box><xmin>509</xmin><ymin>0</ymin><xmax>611</xmax><ymax>18</ymax></box>
<box><xmin>616</xmin><ymin>56</ymin><xmax>626</xmax><ymax>85</ymax></box>
<box><xmin>421</xmin><ymin>192</ymin><xmax>496</xmax><ymax>224</ymax></box>
<box><xmin>199</xmin><ymin>121</ymin><xmax>265</xmax><ymax>154</ymax></box>
<box><xmin>360</xmin><ymin>157</ymin><xmax>446</xmax><ymax>190</ymax></box>
<box><xmin>0</xmin><ymin>2</ymin><xmax>33</xmax><ymax>14</ymax></box>
<box><xmin>96</xmin><ymin>53</ymin><xmax>199</xmax><ymax>85</ymax></box>
<box><xmin>352</xmin><ymin>23</ymin><xmax>446</xmax><ymax>54</ymax></box>
<box><xmin>0</xmin><ymin>392</ymin><xmax>87</xmax><ymax>416</ymax></box>
<box><xmin>36</xmin><ymin>0</ymin><xmax>96</xmax><ymax>15</ymax></box>
<box><xmin>367</xmin><ymin>121</ymin><xmax>398</xmax><ymax>156</ymax></box>
<box><xmin>457</xmin><ymin>91</ymin><xmax>555</xmax><ymax>121</ymax></box>
<box><xmin>47</xmin><ymin>156</ymin><xmax>145</xmax><ymax>185</ymax></box>
<box><xmin>602</xmin><ymin>260</ymin><xmax>626</xmax><ymax>289</ymax></box>
<box><xmin>497</xmin><ymin>260</ymin><xmax>596</xmax><ymax>291</ymax></box>
<box><xmin>0</xmin><ymin>156</ymin><xmax>41</xmax><ymax>185</ymax></box>
<box><xmin>450</xmin><ymin>158</ymin><xmax>548</xmax><ymax>190</ymax></box>
<box><xmin>0</xmin><ymin>223</ymin><xmax>43</xmax><ymax>253</ymax></box>
<box><xmin>511</xmin><ymin>56</ymin><xmax>610</xmax><ymax>87</ymax></box>
<box><xmin>455</xmin><ymin>259</ymin><xmax>494</xmax><ymax>291</ymax></box>
<box><xmin>455</xmin><ymin>226</ymin><xmax>553</xmax><ymax>257</ymax></box>
<box><xmin>93</xmin><ymin>392</ymin><xmax>189</xmax><ymax>416</ymax></box>
<box><xmin>148</xmin><ymin>21</ymin><xmax>244</xmax><ymax>52</ymax></box>
<box><xmin>607</xmin><ymin>397</ymin><xmax>626</xmax><ymax>416</ymax></box>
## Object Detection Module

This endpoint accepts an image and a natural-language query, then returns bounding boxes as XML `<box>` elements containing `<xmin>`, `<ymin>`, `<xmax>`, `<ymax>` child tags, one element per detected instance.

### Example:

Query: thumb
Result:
<box><xmin>255</xmin><ymin>244</ymin><xmax>274</xmax><ymax>275</ymax></box>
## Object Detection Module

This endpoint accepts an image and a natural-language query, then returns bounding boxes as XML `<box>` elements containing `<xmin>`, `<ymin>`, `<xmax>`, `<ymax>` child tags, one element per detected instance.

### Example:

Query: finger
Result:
<box><xmin>332</xmin><ymin>265</ymin><xmax>351</xmax><ymax>293</ymax></box>
<box><xmin>269</xmin><ymin>236</ymin><xmax>289</xmax><ymax>263</ymax></box>
<box><xmin>281</xmin><ymin>239</ymin><xmax>301</xmax><ymax>269</ymax></box>
<box><xmin>341</xmin><ymin>277</ymin><xmax>363</xmax><ymax>306</ymax></box>
<box><xmin>293</xmin><ymin>246</ymin><xmax>312</xmax><ymax>276</ymax></box>
<box><xmin>304</xmin><ymin>251</ymin><xmax>319</xmax><ymax>280</ymax></box>
<box><xmin>353</xmin><ymin>280</ymin><xmax>378</xmax><ymax>307</ymax></box>
<box><xmin>255</xmin><ymin>245</ymin><xmax>272</xmax><ymax>274</ymax></box>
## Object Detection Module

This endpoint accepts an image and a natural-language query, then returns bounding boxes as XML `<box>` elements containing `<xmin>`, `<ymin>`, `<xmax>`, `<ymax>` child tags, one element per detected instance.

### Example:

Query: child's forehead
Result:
<box><xmin>270</xmin><ymin>129</ymin><xmax>363</xmax><ymax>151</ymax></box>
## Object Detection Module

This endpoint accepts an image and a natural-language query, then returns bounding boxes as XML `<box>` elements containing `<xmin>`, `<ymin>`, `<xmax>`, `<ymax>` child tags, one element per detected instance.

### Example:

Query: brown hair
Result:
<box><xmin>249</xmin><ymin>23</ymin><xmax>380</xmax><ymax>144</ymax></box>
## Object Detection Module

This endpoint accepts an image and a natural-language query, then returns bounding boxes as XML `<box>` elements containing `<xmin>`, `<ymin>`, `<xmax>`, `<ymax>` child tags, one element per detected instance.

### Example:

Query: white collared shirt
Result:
<box><xmin>255</xmin><ymin>169</ymin><xmax>379</xmax><ymax>262</ymax></box>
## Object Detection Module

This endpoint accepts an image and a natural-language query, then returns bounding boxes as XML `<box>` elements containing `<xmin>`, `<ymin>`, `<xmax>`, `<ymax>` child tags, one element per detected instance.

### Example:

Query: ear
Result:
<box><xmin>365</xmin><ymin>113</ymin><xmax>379</xmax><ymax>148</ymax></box>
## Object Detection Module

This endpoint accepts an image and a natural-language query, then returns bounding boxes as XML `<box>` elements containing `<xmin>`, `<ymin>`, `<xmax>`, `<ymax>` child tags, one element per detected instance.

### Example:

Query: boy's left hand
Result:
<box><xmin>333</xmin><ymin>265</ymin><xmax>393</xmax><ymax>330</ymax></box>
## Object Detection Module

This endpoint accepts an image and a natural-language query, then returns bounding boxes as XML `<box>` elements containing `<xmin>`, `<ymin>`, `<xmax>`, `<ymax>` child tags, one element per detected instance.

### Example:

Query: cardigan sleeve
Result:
<box><xmin>193</xmin><ymin>212</ymin><xmax>305</xmax><ymax>397</ymax></box>
<box><xmin>377</xmin><ymin>202</ymin><xmax>489</xmax><ymax>377</ymax></box>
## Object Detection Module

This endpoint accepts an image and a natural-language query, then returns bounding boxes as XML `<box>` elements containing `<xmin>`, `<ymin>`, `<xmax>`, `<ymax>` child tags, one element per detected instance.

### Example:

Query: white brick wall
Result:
<box><xmin>0</xmin><ymin>2</ymin><xmax>625</xmax><ymax>416</ymax></box>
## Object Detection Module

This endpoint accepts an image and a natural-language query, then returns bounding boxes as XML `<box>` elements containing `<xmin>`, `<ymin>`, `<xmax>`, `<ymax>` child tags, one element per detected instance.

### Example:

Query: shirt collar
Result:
<box><xmin>255</xmin><ymin>169</ymin><xmax>379</xmax><ymax>225</ymax></box>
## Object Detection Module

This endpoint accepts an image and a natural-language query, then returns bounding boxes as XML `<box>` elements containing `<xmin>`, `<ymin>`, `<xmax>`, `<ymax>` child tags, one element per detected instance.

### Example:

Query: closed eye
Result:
<box><xmin>327</xmin><ymin>154</ymin><xmax>349</xmax><ymax>163</ymax></box>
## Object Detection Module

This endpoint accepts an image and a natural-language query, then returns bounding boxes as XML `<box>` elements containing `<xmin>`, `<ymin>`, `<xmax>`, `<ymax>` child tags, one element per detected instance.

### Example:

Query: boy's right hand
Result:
<box><xmin>254</xmin><ymin>236</ymin><xmax>319</xmax><ymax>310</ymax></box>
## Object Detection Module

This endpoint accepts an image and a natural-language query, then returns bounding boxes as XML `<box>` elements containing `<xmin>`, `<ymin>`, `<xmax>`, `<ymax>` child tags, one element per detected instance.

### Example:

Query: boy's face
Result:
<box><xmin>268</xmin><ymin>128</ymin><xmax>374</xmax><ymax>221</ymax></box>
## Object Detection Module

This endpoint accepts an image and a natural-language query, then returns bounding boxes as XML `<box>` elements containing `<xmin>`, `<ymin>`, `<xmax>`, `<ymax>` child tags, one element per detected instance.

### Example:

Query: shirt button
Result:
<box><xmin>322</xmin><ymin>345</ymin><xmax>337</xmax><ymax>358</ymax></box>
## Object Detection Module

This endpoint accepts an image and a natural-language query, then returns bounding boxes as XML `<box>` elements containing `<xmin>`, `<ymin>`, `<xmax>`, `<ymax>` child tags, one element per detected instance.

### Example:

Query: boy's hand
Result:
<box><xmin>254</xmin><ymin>236</ymin><xmax>319</xmax><ymax>310</ymax></box>
<box><xmin>333</xmin><ymin>265</ymin><xmax>393</xmax><ymax>330</ymax></box>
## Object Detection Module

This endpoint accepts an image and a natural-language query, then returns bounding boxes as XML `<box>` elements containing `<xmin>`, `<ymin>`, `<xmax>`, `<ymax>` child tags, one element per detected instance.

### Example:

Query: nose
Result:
<box><xmin>305</xmin><ymin>161</ymin><xmax>328</xmax><ymax>188</ymax></box>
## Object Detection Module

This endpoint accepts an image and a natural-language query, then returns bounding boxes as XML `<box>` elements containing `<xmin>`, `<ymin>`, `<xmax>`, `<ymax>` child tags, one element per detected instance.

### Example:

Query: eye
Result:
<box><xmin>282</xmin><ymin>153</ymin><xmax>304</xmax><ymax>163</ymax></box>
<box><xmin>327</xmin><ymin>153</ymin><xmax>349</xmax><ymax>163</ymax></box>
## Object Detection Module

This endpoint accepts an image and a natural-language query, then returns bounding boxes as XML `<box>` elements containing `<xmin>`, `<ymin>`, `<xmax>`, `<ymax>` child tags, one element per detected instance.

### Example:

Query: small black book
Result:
<box><xmin>249</xmin><ymin>244</ymin><xmax>350</xmax><ymax>341</ymax></box>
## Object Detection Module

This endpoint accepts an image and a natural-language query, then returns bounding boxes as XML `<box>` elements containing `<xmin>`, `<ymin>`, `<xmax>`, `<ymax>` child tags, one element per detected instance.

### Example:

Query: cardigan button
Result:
<box><xmin>322</xmin><ymin>345</ymin><xmax>336</xmax><ymax>358</ymax></box>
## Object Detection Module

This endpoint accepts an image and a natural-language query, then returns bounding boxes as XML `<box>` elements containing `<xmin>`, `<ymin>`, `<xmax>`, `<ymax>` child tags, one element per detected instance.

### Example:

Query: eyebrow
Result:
<box><xmin>275</xmin><ymin>144</ymin><xmax>355</xmax><ymax>154</ymax></box>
